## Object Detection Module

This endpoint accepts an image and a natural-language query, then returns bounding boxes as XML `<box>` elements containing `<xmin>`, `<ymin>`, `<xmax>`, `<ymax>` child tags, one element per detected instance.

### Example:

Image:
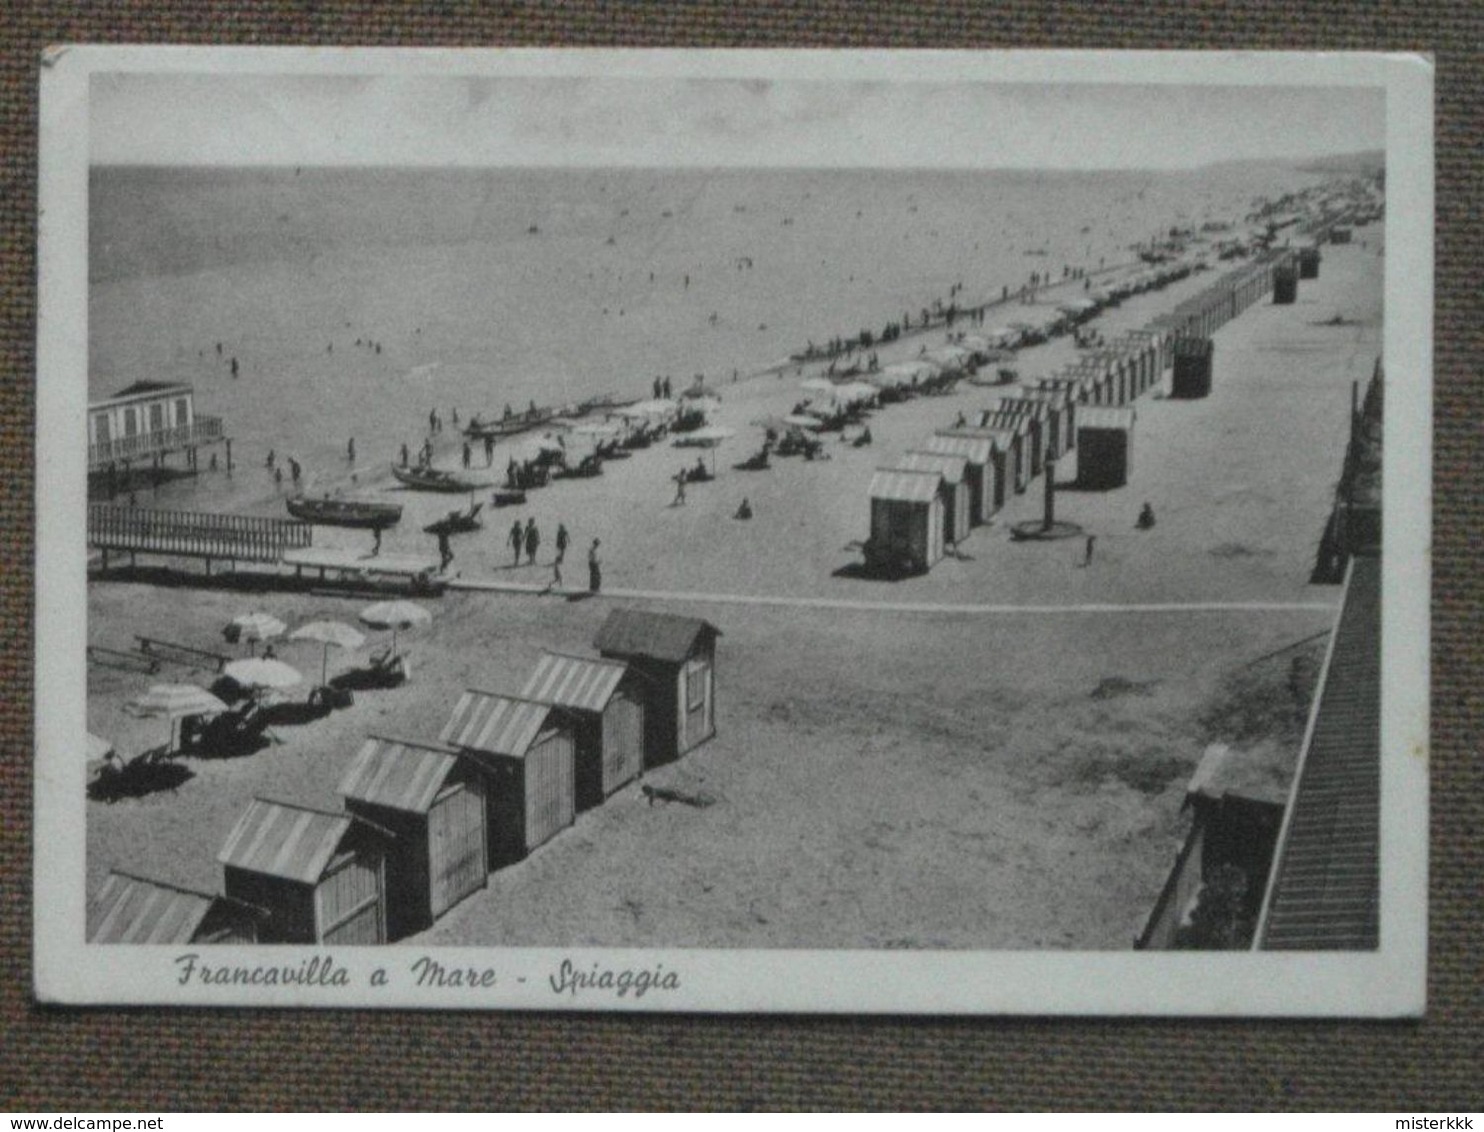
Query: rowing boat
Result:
<box><xmin>390</xmin><ymin>465</ymin><xmax>486</xmax><ymax>493</ymax></box>
<box><xmin>286</xmin><ymin>496</ymin><xmax>403</xmax><ymax>529</ymax></box>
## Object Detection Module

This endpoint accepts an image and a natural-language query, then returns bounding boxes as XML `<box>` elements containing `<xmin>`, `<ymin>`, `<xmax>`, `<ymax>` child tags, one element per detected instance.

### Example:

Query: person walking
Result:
<box><xmin>555</xmin><ymin>522</ymin><xmax>569</xmax><ymax>565</ymax></box>
<box><xmin>399</xmin><ymin>442</ymin><xmax>409</xmax><ymax>467</ymax></box>
<box><xmin>437</xmin><ymin>530</ymin><xmax>453</xmax><ymax>572</ymax></box>
<box><xmin>509</xmin><ymin>520</ymin><xmax>523</xmax><ymax>566</ymax></box>
<box><xmin>289</xmin><ymin>457</ymin><xmax>302</xmax><ymax>485</ymax></box>
<box><xmin>524</xmin><ymin>518</ymin><xmax>540</xmax><ymax>565</ymax></box>
<box><xmin>371</xmin><ymin>525</ymin><xmax>383</xmax><ymax>556</ymax></box>
<box><xmin>672</xmin><ymin>467</ymin><xmax>687</xmax><ymax>506</ymax></box>
<box><xmin>484</xmin><ymin>434</ymin><xmax>495</xmax><ymax>467</ymax></box>
<box><xmin>588</xmin><ymin>538</ymin><xmax>602</xmax><ymax>593</ymax></box>
<box><xmin>347</xmin><ymin>437</ymin><xmax>356</xmax><ymax>463</ymax></box>
<box><xmin>462</xmin><ymin>441</ymin><xmax>472</xmax><ymax>470</ymax></box>
<box><xmin>1083</xmin><ymin>534</ymin><xmax>1096</xmax><ymax>567</ymax></box>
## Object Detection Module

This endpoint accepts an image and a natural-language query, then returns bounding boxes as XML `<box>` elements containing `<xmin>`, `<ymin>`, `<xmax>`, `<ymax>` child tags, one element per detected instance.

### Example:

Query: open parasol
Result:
<box><xmin>127</xmin><ymin>683</ymin><xmax>230</xmax><ymax>752</ymax></box>
<box><xmin>359</xmin><ymin>599</ymin><xmax>432</xmax><ymax>654</ymax></box>
<box><xmin>289</xmin><ymin>620</ymin><xmax>366</xmax><ymax>687</ymax></box>
<box><xmin>227</xmin><ymin>611</ymin><xmax>287</xmax><ymax>655</ymax></box>
<box><xmin>223</xmin><ymin>657</ymin><xmax>304</xmax><ymax>698</ymax></box>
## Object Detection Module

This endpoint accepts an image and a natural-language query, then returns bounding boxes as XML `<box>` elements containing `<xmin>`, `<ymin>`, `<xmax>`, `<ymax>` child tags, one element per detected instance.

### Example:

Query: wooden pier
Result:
<box><xmin>283</xmin><ymin>548</ymin><xmax>443</xmax><ymax>591</ymax></box>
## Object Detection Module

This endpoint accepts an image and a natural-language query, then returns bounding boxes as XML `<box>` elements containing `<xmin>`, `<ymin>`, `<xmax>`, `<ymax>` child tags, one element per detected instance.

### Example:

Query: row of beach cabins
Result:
<box><xmin>863</xmin><ymin>245</ymin><xmax>1313</xmax><ymax>575</ymax></box>
<box><xmin>87</xmin><ymin>607</ymin><xmax>720</xmax><ymax>946</ymax></box>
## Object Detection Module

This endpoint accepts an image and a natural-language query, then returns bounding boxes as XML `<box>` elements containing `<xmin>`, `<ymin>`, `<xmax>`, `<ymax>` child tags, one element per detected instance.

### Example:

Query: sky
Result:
<box><xmin>89</xmin><ymin>69</ymin><xmax>1385</xmax><ymax>171</ymax></box>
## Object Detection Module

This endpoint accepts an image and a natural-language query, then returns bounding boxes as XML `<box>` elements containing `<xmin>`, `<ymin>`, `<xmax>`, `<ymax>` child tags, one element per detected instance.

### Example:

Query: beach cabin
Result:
<box><xmin>919</xmin><ymin>433</ymin><xmax>1000</xmax><ymax>523</ymax></box>
<box><xmin>439</xmin><ymin>691</ymin><xmax>576</xmax><ymax>865</ymax></box>
<box><xmin>88</xmin><ymin>381</ymin><xmax>226</xmax><ymax>473</ymax></box>
<box><xmin>976</xmin><ymin>410</ymin><xmax>1037</xmax><ymax>486</ymax></box>
<box><xmin>1016</xmin><ymin>388</ymin><xmax>1073</xmax><ymax>459</ymax></box>
<box><xmin>897</xmin><ymin>451</ymin><xmax>972</xmax><ymax>546</ymax></box>
<box><xmin>337</xmin><ymin>735</ymin><xmax>488</xmax><ymax>938</ymax></box>
<box><xmin>521</xmin><ymin>650</ymin><xmax>645</xmax><ymax>810</ymax></box>
<box><xmin>865</xmin><ymin>468</ymin><xmax>946</xmax><ymax>576</ymax></box>
<box><xmin>87</xmin><ymin>869</ymin><xmax>261</xmax><ymax>945</ymax></box>
<box><xmin>1298</xmin><ymin>245</ymin><xmax>1322</xmax><ymax>279</ymax></box>
<box><xmin>594</xmin><ymin>608</ymin><xmax>721</xmax><ymax>768</ymax></box>
<box><xmin>986</xmin><ymin>397</ymin><xmax>1053</xmax><ymax>472</ymax></box>
<box><xmin>941</xmin><ymin>424</ymin><xmax>1025</xmax><ymax>496</ymax></box>
<box><xmin>1075</xmin><ymin>406</ymin><xmax>1137</xmax><ymax>490</ymax></box>
<box><xmin>1171</xmin><ymin>337</ymin><xmax>1215</xmax><ymax>399</ymax></box>
<box><xmin>219</xmin><ymin>797</ymin><xmax>390</xmax><ymax>945</ymax></box>
<box><xmin>1273</xmin><ymin>259</ymin><xmax>1299</xmax><ymax>305</ymax></box>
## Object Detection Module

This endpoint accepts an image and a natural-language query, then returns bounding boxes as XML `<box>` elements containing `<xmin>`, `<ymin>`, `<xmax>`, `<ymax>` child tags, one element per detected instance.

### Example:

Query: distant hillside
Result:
<box><xmin>1293</xmin><ymin>150</ymin><xmax>1385</xmax><ymax>176</ymax></box>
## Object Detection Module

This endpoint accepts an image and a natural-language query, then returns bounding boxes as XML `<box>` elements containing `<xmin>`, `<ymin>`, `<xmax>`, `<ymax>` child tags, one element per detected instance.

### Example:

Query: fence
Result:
<box><xmin>88</xmin><ymin>504</ymin><xmax>311</xmax><ymax>565</ymax></box>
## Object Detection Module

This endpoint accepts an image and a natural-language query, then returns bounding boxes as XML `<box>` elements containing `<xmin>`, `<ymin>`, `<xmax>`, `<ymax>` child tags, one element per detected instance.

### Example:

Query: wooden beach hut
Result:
<box><xmin>439</xmin><ymin>691</ymin><xmax>575</xmax><ymax>865</ymax></box>
<box><xmin>337</xmin><ymin>735</ymin><xmax>488</xmax><ymax>938</ymax></box>
<box><xmin>594</xmin><ymin>608</ymin><xmax>721</xmax><ymax>768</ymax></box>
<box><xmin>1298</xmin><ymin>245</ymin><xmax>1322</xmax><ymax>279</ymax></box>
<box><xmin>1017</xmin><ymin>388</ymin><xmax>1074</xmax><ymax>458</ymax></box>
<box><xmin>521</xmin><ymin>650</ymin><xmax>645</xmax><ymax>810</ymax></box>
<box><xmin>1171</xmin><ymin>336</ymin><xmax>1215</xmax><ymax>399</ymax></box>
<box><xmin>897</xmin><ymin>451</ymin><xmax>972</xmax><ymax>546</ymax></box>
<box><xmin>218</xmin><ymin>797</ymin><xmax>390</xmax><ymax>944</ymax></box>
<box><xmin>975</xmin><ymin>410</ymin><xmax>1036</xmax><ymax>488</ymax></box>
<box><xmin>985</xmin><ymin>396</ymin><xmax>1053</xmax><ymax>471</ymax></box>
<box><xmin>919</xmin><ymin>432</ymin><xmax>1000</xmax><ymax>523</ymax></box>
<box><xmin>1075</xmin><ymin>406</ymin><xmax>1137</xmax><ymax>490</ymax></box>
<box><xmin>865</xmin><ymin>468</ymin><xmax>946</xmax><ymax>575</ymax></box>
<box><xmin>88</xmin><ymin>869</ymin><xmax>261</xmax><ymax>945</ymax></box>
<box><xmin>941</xmin><ymin>424</ymin><xmax>1024</xmax><ymax>496</ymax></box>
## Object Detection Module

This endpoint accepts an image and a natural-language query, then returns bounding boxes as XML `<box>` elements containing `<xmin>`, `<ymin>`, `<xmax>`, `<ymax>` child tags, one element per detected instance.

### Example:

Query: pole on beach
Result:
<box><xmin>1043</xmin><ymin>458</ymin><xmax>1056</xmax><ymax>531</ymax></box>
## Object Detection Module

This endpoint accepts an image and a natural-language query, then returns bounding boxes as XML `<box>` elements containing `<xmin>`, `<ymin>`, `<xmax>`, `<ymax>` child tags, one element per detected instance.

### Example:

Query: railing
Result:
<box><xmin>89</xmin><ymin>416</ymin><xmax>225</xmax><ymax>470</ymax></box>
<box><xmin>88</xmin><ymin>504</ymin><xmax>311</xmax><ymax>564</ymax></box>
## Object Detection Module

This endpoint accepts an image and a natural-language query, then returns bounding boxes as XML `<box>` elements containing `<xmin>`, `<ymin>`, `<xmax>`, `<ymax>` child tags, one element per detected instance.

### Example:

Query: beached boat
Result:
<box><xmin>285</xmin><ymin>495</ymin><xmax>402</xmax><ymax>529</ymax></box>
<box><xmin>391</xmin><ymin>465</ymin><xmax>485</xmax><ymax>493</ymax></box>
<box><xmin>423</xmin><ymin>501</ymin><xmax>484</xmax><ymax>535</ymax></box>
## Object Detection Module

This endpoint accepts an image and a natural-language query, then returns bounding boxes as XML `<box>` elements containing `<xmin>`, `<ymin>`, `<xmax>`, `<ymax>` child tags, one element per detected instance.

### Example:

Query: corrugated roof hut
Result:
<box><xmin>865</xmin><ymin>468</ymin><xmax>946</xmax><ymax>576</ymax></box>
<box><xmin>919</xmin><ymin>432</ymin><xmax>1000</xmax><ymax>522</ymax></box>
<box><xmin>87</xmin><ymin>869</ymin><xmax>261</xmax><ymax>945</ymax></box>
<box><xmin>939</xmin><ymin>425</ymin><xmax>1024</xmax><ymax>495</ymax></box>
<box><xmin>218</xmin><ymin>797</ymin><xmax>390</xmax><ymax>944</ymax></box>
<box><xmin>440</xmin><ymin>691</ymin><xmax>575</xmax><ymax>865</ymax></box>
<box><xmin>337</xmin><ymin>735</ymin><xmax>488</xmax><ymax>938</ymax></box>
<box><xmin>1016</xmin><ymin>388</ymin><xmax>1074</xmax><ymax>459</ymax></box>
<box><xmin>593</xmin><ymin>608</ymin><xmax>721</xmax><ymax>768</ymax></box>
<box><xmin>985</xmin><ymin>396</ymin><xmax>1052</xmax><ymax>473</ymax></box>
<box><xmin>897</xmin><ymin>451</ymin><xmax>971</xmax><ymax>546</ymax></box>
<box><xmin>973</xmin><ymin>412</ymin><xmax>1034</xmax><ymax>490</ymax></box>
<box><xmin>521</xmin><ymin>650</ymin><xmax>645</xmax><ymax>810</ymax></box>
<box><xmin>1075</xmin><ymin>406</ymin><xmax>1137</xmax><ymax>490</ymax></box>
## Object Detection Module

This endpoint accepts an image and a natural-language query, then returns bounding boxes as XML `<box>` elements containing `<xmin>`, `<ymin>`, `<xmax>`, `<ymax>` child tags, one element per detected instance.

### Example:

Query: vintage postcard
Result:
<box><xmin>35</xmin><ymin>47</ymin><xmax>1432</xmax><ymax>1013</ymax></box>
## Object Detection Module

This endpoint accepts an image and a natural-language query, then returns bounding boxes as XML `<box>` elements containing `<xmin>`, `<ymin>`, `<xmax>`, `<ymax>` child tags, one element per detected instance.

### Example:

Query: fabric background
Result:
<box><xmin>2</xmin><ymin>2</ymin><xmax>1479</xmax><ymax>1112</ymax></box>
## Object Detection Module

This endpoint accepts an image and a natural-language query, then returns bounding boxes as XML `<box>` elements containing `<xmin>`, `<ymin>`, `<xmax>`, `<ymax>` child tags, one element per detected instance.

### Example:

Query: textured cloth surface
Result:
<box><xmin>3</xmin><ymin>3</ymin><xmax>1481</xmax><ymax>1111</ymax></box>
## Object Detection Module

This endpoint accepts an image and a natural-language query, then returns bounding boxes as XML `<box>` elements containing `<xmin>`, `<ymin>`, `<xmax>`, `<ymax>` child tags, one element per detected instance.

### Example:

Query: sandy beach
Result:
<box><xmin>85</xmin><ymin>175</ymin><xmax>1384</xmax><ymax>950</ymax></box>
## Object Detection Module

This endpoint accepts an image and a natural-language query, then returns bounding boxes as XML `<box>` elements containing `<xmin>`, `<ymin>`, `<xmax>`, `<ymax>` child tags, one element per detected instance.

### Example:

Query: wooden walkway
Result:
<box><xmin>283</xmin><ymin>548</ymin><xmax>442</xmax><ymax>589</ymax></box>
<box><xmin>89</xmin><ymin>504</ymin><xmax>311</xmax><ymax>566</ymax></box>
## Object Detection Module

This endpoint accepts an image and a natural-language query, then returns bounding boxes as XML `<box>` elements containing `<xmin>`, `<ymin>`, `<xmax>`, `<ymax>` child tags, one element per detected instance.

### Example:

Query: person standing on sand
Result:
<box><xmin>484</xmin><ymin>434</ymin><xmax>495</xmax><ymax>466</ymax></box>
<box><xmin>1083</xmin><ymin>534</ymin><xmax>1096</xmax><ymax>567</ymax></box>
<box><xmin>555</xmin><ymin>523</ymin><xmax>569</xmax><ymax>566</ymax></box>
<box><xmin>400</xmin><ymin>442</ymin><xmax>409</xmax><ymax>467</ymax></box>
<box><xmin>525</xmin><ymin>518</ymin><xmax>540</xmax><ymax>565</ymax></box>
<box><xmin>672</xmin><ymin>467</ymin><xmax>687</xmax><ymax>507</ymax></box>
<box><xmin>653</xmin><ymin>376</ymin><xmax>662</xmax><ymax>399</ymax></box>
<box><xmin>347</xmin><ymin>438</ymin><xmax>356</xmax><ymax>463</ymax></box>
<box><xmin>509</xmin><ymin>520</ymin><xmax>523</xmax><ymax>566</ymax></box>
<box><xmin>437</xmin><ymin>530</ymin><xmax>453</xmax><ymax>573</ymax></box>
<box><xmin>372</xmin><ymin>526</ymin><xmax>382</xmax><ymax>556</ymax></box>
<box><xmin>462</xmin><ymin>441</ymin><xmax>472</xmax><ymax>470</ymax></box>
<box><xmin>588</xmin><ymin>539</ymin><xmax>602</xmax><ymax>593</ymax></box>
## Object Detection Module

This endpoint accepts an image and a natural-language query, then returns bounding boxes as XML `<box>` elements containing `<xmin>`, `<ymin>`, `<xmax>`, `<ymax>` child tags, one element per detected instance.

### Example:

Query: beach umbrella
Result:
<box><xmin>783</xmin><ymin>414</ymin><xmax>824</xmax><ymax>431</ymax></box>
<box><xmin>127</xmin><ymin>684</ymin><xmax>230</xmax><ymax>752</ymax></box>
<box><xmin>223</xmin><ymin>658</ymin><xmax>304</xmax><ymax>699</ymax></box>
<box><xmin>227</xmin><ymin>611</ymin><xmax>286</xmax><ymax>656</ymax></box>
<box><xmin>800</xmin><ymin>377</ymin><xmax>837</xmax><ymax>394</ymax></box>
<box><xmin>289</xmin><ymin>620</ymin><xmax>367</xmax><ymax>687</ymax></box>
<box><xmin>533</xmin><ymin>435</ymin><xmax>566</xmax><ymax>455</ymax></box>
<box><xmin>359</xmin><ymin>599</ymin><xmax>431</xmax><ymax>654</ymax></box>
<box><xmin>676</xmin><ymin>425</ymin><xmax>735</xmax><ymax>474</ymax></box>
<box><xmin>572</xmin><ymin>421</ymin><xmax>624</xmax><ymax>438</ymax></box>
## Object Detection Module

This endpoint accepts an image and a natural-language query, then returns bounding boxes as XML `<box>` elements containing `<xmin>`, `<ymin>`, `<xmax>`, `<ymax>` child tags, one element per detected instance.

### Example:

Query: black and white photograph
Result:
<box><xmin>35</xmin><ymin>48</ymin><xmax>1432</xmax><ymax>1013</ymax></box>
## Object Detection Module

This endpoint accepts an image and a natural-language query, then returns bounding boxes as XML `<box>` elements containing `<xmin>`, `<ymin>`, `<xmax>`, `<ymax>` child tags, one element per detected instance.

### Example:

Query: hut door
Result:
<box><xmin>685</xmin><ymin>656</ymin><xmax>713</xmax><ymax>744</ymax></box>
<box><xmin>428</xmin><ymin>781</ymin><xmax>486</xmax><ymax>917</ymax></box>
<box><xmin>603</xmin><ymin>692</ymin><xmax>642</xmax><ymax>791</ymax></box>
<box><xmin>318</xmin><ymin>854</ymin><xmax>385</xmax><ymax>945</ymax></box>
